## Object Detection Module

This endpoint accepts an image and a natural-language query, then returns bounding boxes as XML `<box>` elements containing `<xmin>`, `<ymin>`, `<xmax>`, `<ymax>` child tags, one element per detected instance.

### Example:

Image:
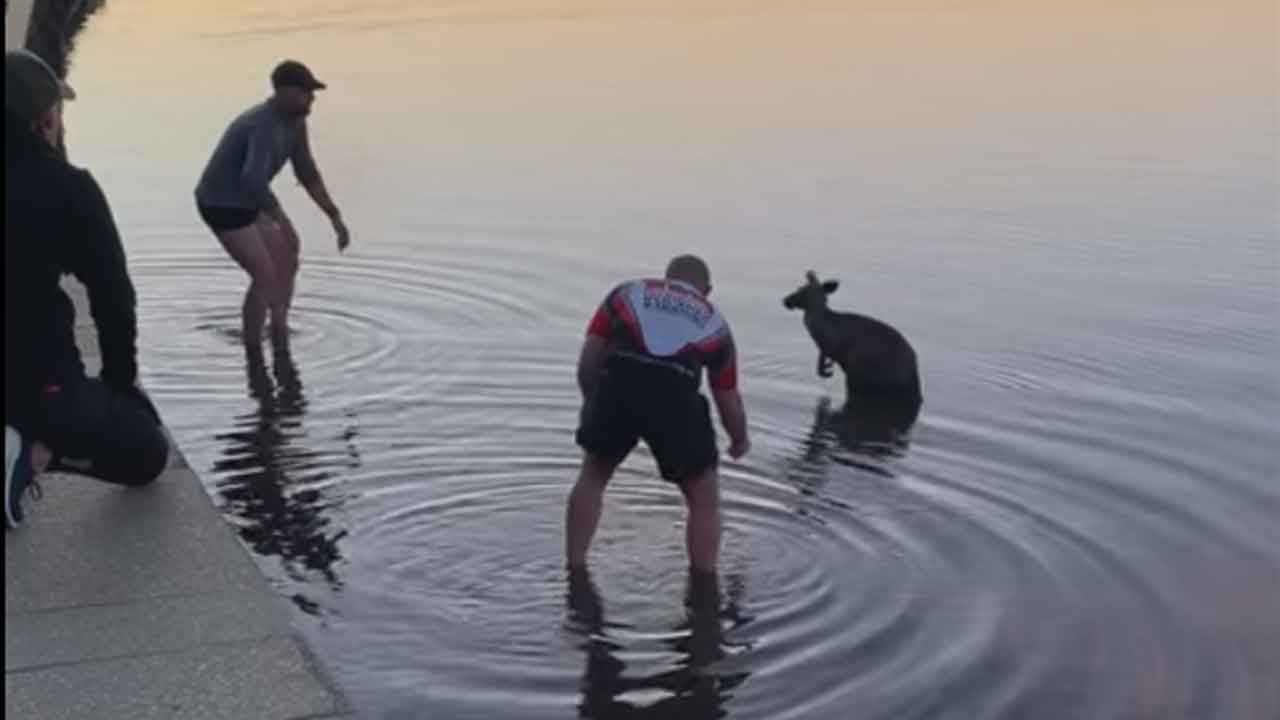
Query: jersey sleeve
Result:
<box><xmin>704</xmin><ymin>327</ymin><xmax>739</xmax><ymax>391</ymax></box>
<box><xmin>585</xmin><ymin>285</ymin><xmax>619</xmax><ymax>338</ymax></box>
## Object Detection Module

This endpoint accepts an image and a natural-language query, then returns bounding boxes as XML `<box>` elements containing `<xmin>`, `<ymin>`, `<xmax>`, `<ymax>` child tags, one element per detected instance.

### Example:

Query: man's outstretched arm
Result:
<box><xmin>577</xmin><ymin>290</ymin><xmax>618</xmax><ymax>401</ymax></box>
<box><xmin>292</xmin><ymin>122</ymin><xmax>349</xmax><ymax>251</ymax></box>
<box><xmin>708</xmin><ymin>336</ymin><xmax>749</xmax><ymax>459</ymax></box>
<box><xmin>711</xmin><ymin>388</ymin><xmax>750</xmax><ymax>459</ymax></box>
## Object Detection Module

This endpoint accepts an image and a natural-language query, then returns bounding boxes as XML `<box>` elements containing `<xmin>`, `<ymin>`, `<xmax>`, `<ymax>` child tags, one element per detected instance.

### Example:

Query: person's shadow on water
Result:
<box><xmin>566</xmin><ymin>568</ymin><xmax>752</xmax><ymax>720</ymax></box>
<box><xmin>211</xmin><ymin>348</ymin><xmax>361</xmax><ymax>615</ymax></box>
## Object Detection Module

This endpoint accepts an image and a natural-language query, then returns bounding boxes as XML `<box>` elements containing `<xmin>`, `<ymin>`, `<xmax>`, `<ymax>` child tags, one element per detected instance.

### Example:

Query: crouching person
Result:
<box><xmin>5</xmin><ymin>49</ymin><xmax>168</xmax><ymax>530</ymax></box>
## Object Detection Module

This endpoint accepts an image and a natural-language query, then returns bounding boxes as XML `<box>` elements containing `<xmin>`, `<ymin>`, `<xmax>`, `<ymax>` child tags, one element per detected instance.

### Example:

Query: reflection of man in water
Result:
<box><xmin>194</xmin><ymin>60</ymin><xmax>350</xmax><ymax>364</ymax></box>
<box><xmin>566</xmin><ymin>568</ymin><xmax>750</xmax><ymax>718</ymax></box>
<box><xmin>212</xmin><ymin>349</ymin><xmax>353</xmax><ymax>602</ymax></box>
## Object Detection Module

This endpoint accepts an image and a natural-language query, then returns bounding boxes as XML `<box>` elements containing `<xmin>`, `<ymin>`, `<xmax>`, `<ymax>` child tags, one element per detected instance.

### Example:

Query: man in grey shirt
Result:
<box><xmin>195</xmin><ymin>59</ymin><xmax>350</xmax><ymax>362</ymax></box>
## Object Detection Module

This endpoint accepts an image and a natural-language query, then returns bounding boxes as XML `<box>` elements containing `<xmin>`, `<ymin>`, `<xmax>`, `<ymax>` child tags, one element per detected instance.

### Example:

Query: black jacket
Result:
<box><xmin>5</xmin><ymin>112</ymin><xmax>138</xmax><ymax>425</ymax></box>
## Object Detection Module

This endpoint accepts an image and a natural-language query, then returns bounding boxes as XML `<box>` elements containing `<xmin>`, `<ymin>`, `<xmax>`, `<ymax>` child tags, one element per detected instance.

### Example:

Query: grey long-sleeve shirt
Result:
<box><xmin>194</xmin><ymin>100</ymin><xmax>321</xmax><ymax>212</ymax></box>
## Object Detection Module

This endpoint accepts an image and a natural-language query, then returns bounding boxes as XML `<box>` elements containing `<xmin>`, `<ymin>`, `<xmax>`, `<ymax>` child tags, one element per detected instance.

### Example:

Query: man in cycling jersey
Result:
<box><xmin>566</xmin><ymin>255</ymin><xmax>750</xmax><ymax>573</ymax></box>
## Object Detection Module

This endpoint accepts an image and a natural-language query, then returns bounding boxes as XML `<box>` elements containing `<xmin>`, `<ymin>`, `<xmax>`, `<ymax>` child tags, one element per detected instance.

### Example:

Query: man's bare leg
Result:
<box><xmin>256</xmin><ymin>217</ymin><xmax>299</xmax><ymax>353</ymax></box>
<box><xmin>566</xmin><ymin>452</ymin><xmax>618</xmax><ymax>569</ymax></box>
<box><xmin>242</xmin><ymin>283</ymin><xmax>268</xmax><ymax>349</ymax></box>
<box><xmin>259</xmin><ymin>216</ymin><xmax>300</xmax><ymax>314</ymax></box>
<box><xmin>679</xmin><ymin>467</ymin><xmax>721</xmax><ymax>573</ymax></box>
<box><xmin>215</xmin><ymin>224</ymin><xmax>285</xmax><ymax>351</ymax></box>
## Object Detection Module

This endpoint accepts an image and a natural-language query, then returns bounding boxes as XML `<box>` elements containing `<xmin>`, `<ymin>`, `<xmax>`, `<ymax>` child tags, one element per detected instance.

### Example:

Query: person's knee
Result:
<box><xmin>118</xmin><ymin>423</ymin><xmax>168</xmax><ymax>486</ymax></box>
<box><xmin>240</xmin><ymin>254</ymin><xmax>281</xmax><ymax>304</ymax></box>
<box><xmin>280</xmin><ymin>231</ymin><xmax>300</xmax><ymax>268</ymax></box>
<box><xmin>104</xmin><ymin>401</ymin><xmax>169</xmax><ymax>486</ymax></box>
<box><xmin>249</xmin><ymin>276</ymin><xmax>286</xmax><ymax>310</ymax></box>
<box><xmin>138</xmin><ymin>429</ymin><xmax>169</xmax><ymax>485</ymax></box>
<box><xmin>278</xmin><ymin>249</ymin><xmax>300</xmax><ymax>287</ymax></box>
<box><xmin>259</xmin><ymin>220</ymin><xmax>299</xmax><ymax>266</ymax></box>
<box><xmin>277</xmin><ymin>258</ymin><xmax>300</xmax><ymax>289</ymax></box>
<box><xmin>579</xmin><ymin>452</ymin><xmax>618</xmax><ymax>486</ymax></box>
<box><xmin>679</xmin><ymin>466</ymin><xmax>719</xmax><ymax>506</ymax></box>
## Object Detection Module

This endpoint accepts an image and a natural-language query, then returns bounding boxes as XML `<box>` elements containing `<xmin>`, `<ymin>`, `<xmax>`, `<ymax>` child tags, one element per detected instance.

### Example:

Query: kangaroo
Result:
<box><xmin>782</xmin><ymin>271</ymin><xmax>921</xmax><ymax>400</ymax></box>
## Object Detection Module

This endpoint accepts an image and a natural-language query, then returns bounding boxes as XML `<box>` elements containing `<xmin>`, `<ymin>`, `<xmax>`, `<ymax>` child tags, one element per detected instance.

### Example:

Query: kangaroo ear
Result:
<box><xmin>822</xmin><ymin>280</ymin><xmax>839</xmax><ymax>294</ymax></box>
<box><xmin>805</xmin><ymin>270</ymin><xmax>819</xmax><ymax>285</ymax></box>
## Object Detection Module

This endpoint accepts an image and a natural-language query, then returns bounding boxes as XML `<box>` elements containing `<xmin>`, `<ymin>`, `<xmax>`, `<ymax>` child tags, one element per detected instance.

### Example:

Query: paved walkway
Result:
<box><xmin>3</xmin><ymin>293</ymin><xmax>354</xmax><ymax>717</ymax></box>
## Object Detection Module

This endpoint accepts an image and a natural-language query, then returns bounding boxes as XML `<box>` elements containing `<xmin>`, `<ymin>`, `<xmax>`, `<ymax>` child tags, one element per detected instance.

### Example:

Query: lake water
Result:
<box><xmin>66</xmin><ymin>1</ymin><xmax>1277</xmax><ymax>717</ymax></box>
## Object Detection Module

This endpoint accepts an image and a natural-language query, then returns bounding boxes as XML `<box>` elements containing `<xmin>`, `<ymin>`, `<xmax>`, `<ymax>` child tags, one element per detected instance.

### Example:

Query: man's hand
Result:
<box><xmin>333</xmin><ymin>216</ymin><xmax>350</xmax><ymax>253</ymax></box>
<box><xmin>728</xmin><ymin>435</ymin><xmax>750</xmax><ymax>460</ymax></box>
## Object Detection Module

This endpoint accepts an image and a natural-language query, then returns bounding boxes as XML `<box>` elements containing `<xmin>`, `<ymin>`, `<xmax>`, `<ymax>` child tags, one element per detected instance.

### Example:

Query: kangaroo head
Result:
<box><xmin>783</xmin><ymin>270</ymin><xmax>839</xmax><ymax>312</ymax></box>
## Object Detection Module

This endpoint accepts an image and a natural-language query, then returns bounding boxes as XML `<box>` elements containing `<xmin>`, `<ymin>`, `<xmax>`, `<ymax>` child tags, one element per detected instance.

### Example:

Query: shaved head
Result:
<box><xmin>665</xmin><ymin>254</ymin><xmax>712</xmax><ymax>294</ymax></box>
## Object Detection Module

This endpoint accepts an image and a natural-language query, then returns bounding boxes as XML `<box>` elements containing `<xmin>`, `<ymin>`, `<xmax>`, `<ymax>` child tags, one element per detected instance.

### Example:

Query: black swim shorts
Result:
<box><xmin>575</xmin><ymin>354</ymin><xmax>719</xmax><ymax>483</ymax></box>
<box><xmin>197</xmin><ymin>202</ymin><xmax>257</xmax><ymax>233</ymax></box>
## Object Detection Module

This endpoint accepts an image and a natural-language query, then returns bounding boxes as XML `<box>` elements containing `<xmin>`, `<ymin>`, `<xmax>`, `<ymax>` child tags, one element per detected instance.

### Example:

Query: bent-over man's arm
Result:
<box><xmin>708</xmin><ymin>331</ymin><xmax>750</xmax><ymax>458</ymax></box>
<box><xmin>577</xmin><ymin>291</ymin><xmax>616</xmax><ymax>400</ymax></box>
<box><xmin>577</xmin><ymin>335</ymin><xmax>608</xmax><ymax>401</ymax></box>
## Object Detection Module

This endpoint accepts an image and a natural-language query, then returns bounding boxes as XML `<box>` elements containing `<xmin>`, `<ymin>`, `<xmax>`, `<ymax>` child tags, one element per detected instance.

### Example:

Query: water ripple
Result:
<box><xmin>122</xmin><ymin>237</ymin><xmax>1279</xmax><ymax>719</ymax></box>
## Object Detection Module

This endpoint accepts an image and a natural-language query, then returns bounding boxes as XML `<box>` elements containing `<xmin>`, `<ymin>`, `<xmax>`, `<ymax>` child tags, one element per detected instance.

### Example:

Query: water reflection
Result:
<box><xmin>211</xmin><ymin>349</ymin><xmax>360</xmax><ymax>613</ymax></box>
<box><xmin>788</xmin><ymin>393</ymin><xmax>922</xmax><ymax>490</ymax></box>
<box><xmin>566</xmin><ymin>569</ymin><xmax>752</xmax><ymax>719</ymax></box>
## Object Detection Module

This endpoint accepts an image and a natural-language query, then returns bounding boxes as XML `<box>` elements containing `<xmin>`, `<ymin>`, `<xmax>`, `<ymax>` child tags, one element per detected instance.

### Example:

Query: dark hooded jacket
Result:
<box><xmin>5</xmin><ymin>110</ymin><xmax>138</xmax><ymax>429</ymax></box>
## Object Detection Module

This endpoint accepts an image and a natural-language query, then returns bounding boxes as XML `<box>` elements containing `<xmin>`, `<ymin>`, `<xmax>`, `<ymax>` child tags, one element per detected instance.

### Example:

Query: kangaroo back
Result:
<box><xmin>832</xmin><ymin>312</ymin><xmax>920</xmax><ymax>395</ymax></box>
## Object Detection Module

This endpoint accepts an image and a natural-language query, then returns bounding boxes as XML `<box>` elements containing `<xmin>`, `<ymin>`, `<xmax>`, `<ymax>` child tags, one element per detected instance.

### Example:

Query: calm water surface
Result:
<box><xmin>68</xmin><ymin>2</ymin><xmax>1277</xmax><ymax>718</ymax></box>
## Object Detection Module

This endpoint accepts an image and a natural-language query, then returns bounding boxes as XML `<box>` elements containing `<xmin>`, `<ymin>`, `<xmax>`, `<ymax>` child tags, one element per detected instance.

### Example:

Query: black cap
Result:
<box><xmin>5</xmin><ymin>49</ymin><xmax>76</xmax><ymax>122</ymax></box>
<box><xmin>270</xmin><ymin>60</ymin><xmax>326</xmax><ymax>91</ymax></box>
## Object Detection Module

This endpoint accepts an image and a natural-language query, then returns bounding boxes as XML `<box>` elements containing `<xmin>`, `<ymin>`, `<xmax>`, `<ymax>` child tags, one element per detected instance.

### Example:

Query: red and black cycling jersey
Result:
<box><xmin>585</xmin><ymin>278</ymin><xmax>738</xmax><ymax>391</ymax></box>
